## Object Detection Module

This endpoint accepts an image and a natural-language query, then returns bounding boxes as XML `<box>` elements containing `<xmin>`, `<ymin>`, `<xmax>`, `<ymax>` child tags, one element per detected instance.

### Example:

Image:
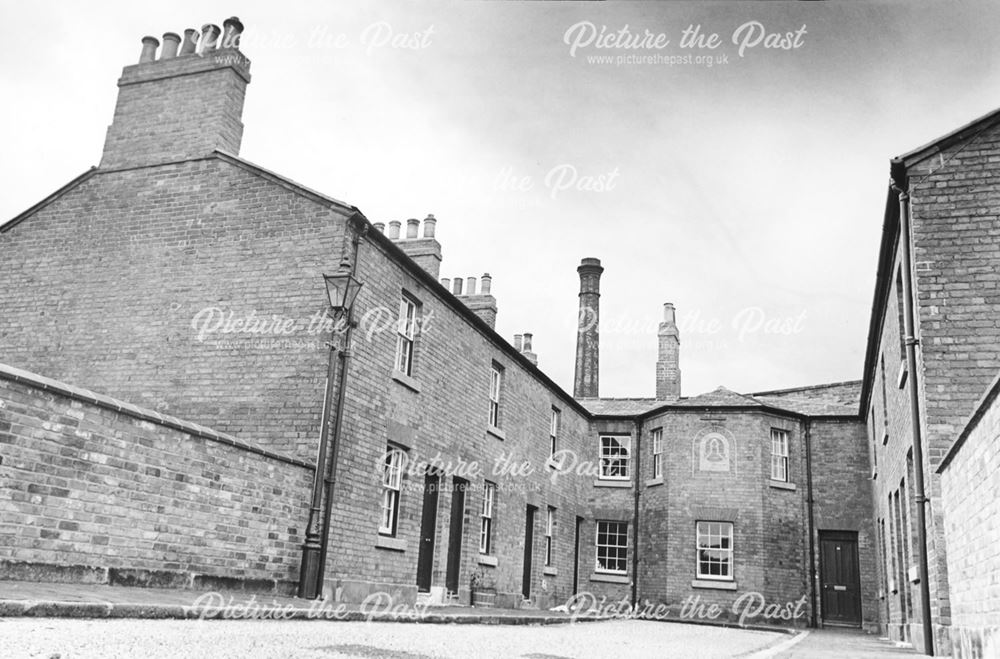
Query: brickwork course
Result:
<box><xmin>860</xmin><ymin>109</ymin><xmax>1000</xmax><ymax>656</ymax></box>
<box><xmin>0</xmin><ymin>15</ymin><xmax>995</xmax><ymax>650</ymax></box>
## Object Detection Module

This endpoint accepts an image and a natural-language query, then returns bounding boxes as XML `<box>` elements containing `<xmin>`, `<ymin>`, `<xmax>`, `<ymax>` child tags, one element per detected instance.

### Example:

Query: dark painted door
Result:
<box><xmin>445</xmin><ymin>478</ymin><xmax>467</xmax><ymax>595</ymax></box>
<box><xmin>522</xmin><ymin>505</ymin><xmax>536</xmax><ymax>599</ymax></box>
<box><xmin>416</xmin><ymin>472</ymin><xmax>439</xmax><ymax>593</ymax></box>
<box><xmin>819</xmin><ymin>531</ymin><xmax>862</xmax><ymax>626</ymax></box>
<box><xmin>573</xmin><ymin>516</ymin><xmax>583</xmax><ymax>595</ymax></box>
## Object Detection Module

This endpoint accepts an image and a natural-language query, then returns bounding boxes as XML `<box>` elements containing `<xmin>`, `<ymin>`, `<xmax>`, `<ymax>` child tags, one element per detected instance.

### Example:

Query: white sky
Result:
<box><xmin>2</xmin><ymin>1</ymin><xmax>998</xmax><ymax>399</ymax></box>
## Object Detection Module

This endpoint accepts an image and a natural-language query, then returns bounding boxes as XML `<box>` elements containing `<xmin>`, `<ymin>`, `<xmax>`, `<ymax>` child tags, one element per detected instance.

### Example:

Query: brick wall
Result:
<box><xmin>862</xmin><ymin>119</ymin><xmax>1000</xmax><ymax>653</ymax></box>
<box><xmin>0</xmin><ymin>367</ymin><xmax>312</xmax><ymax>593</ymax></box>
<box><xmin>319</xmin><ymin>233</ymin><xmax>616</xmax><ymax>608</ymax></box>
<box><xmin>0</xmin><ymin>156</ymin><xmax>351</xmax><ymax>463</ymax></box>
<box><xmin>939</xmin><ymin>373</ymin><xmax>1000</xmax><ymax>659</ymax></box>
<box><xmin>810</xmin><ymin>418</ymin><xmax>879</xmax><ymax>631</ymax></box>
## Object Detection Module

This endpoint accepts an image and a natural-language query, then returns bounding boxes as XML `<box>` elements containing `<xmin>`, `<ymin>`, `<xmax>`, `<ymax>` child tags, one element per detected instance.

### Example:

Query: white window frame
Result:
<box><xmin>770</xmin><ymin>429</ymin><xmax>789</xmax><ymax>482</ymax></box>
<box><xmin>550</xmin><ymin>407</ymin><xmax>560</xmax><ymax>458</ymax></box>
<box><xmin>480</xmin><ymin>481</ymin><xmax>496</xmax><ymax>554</ymax></box>
<box><xmin>651</xmin><ymin>428</ymin><xmax>663</xmax><ymax>479</ymax></box>
<box><xmin>379</xmin><ymin>445</ymin><xmax>404</xmax><ymax>536</ymax></box>
<box><xmin>489</xmin><ymin>364</ymin><xmax>502</xmax><ymax>428</ymax></box>
<box><xmin>595</xmin><ymin>520</ymin><xmax>629</xmax><ymax>574</ymax></box>
<box><xmin>599</xmin><ymin>435</ymin><xmax>631</xmax><ymax>480</ymax></box>
<box><xmin>394</xmin><ymin>296</ymin><xmax>417</xmax><ymax>376</ymax></box>
<box><xmin>696</xmin><ymin>521</ymin><xmax>734</xmax><ymax>581</ymax></box>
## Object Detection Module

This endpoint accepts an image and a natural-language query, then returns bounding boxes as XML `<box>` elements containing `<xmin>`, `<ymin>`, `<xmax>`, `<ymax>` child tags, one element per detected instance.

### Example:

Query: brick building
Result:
<box><xmin>10</xmin><ymin>15</ymin><xmax>982</xmax><ymax>637</ymax></box>
<box><xmin>860</xmin><ymin>109</ymin><xmax>1000</xmax><ymax>656</ymax></box>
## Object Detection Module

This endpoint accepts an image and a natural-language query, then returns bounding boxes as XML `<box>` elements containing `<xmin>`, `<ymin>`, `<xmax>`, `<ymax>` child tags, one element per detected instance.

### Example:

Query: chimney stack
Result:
<box><xmin>100</xmin><ymin>17</ymin><xmax>251</xmax><ymax>170</ymax></box>
<box><xmin>452</xmin><ymin>272</ymin><xmax>498</xmax><ymax>329</ymax></box>
<box><xmin>389</xmin><ymin>214</ymin><xmax>443</xmax><ymax>279</ymax></box>
<box><xmin>522</xmin><ymin>332</ymin><xmax>538</xmax><ymax>366</ymax></box>
<box><xmin>656</xmin><ymin>303</ymin><xmax>681</xmax><ymax>401</ymax></box>
<box><xmin>573</xmin><ymin>258</ymin><xmax>603</xmax><ymax>398</ymax></box>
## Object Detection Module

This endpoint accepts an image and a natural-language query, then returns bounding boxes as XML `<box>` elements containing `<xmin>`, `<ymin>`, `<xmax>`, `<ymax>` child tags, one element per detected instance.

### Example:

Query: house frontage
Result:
<box><xmin>3</xmin><ymin>17</ymin><xmax>998</xmax><ymax>653</ymax></box>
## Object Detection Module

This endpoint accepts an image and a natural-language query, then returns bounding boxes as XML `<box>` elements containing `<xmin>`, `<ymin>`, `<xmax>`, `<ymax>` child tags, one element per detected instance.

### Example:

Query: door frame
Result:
<box><xmin>445</xmin><ymin>478</ymin><xmax>467</xmax><ymax>595</ymax></box>
<box><xmin>522</xmin><ymin>505</ymin><xmax>537</xmax><ymax>600</ymax></box>
<box><xmin>818</xmin><ymin>530</ymin><xmax>862</xmax><ymax>627</ymax></box>
<box><xmin>416</xmin><ymin>471</ymin><xmax>440</xmax><ymax>593</ymax></box>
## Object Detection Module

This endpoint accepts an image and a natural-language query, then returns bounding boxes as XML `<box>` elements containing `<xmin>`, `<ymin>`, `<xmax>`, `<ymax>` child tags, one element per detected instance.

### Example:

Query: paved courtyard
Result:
<box><xmin>0</xmin><ymin>619</ymin><xmax>923</xmax><ymax>659</ymax></box>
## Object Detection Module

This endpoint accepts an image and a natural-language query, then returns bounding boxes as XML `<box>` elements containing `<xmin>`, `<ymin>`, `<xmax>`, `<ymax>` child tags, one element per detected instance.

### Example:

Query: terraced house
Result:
<box><xmin>1</xmin><ymin>17</ymin><xmax>997</xmax><ymax>654</ymax></box>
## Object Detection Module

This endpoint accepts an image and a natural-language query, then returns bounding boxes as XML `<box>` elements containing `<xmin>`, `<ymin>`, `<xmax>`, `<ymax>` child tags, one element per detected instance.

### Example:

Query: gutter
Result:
<box><xmin>891</xmin><ymin>175</ymin><xmax>935</xmax><ymax>656</ymax></box>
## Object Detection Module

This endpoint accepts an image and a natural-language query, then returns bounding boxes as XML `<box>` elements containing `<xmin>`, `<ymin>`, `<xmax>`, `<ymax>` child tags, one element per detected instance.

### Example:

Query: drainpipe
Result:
<box><xmin>631</xmin><ymin>421</ymin><xmax>642</xmax><ymax>606</ymax></box>
<box><xmin>892</xmin><ymin>179</ymin><xmax>934</xmax><ymax>656</ymax></box>
<box><xmin>804</xmin><ymin>418</ymin><xmax>818</xmax><ymax>628</ymax></box>
<box><xmin>315</xmin><ymin>218</ymin><xmax>368</xmax><ymax>598</ymax></box>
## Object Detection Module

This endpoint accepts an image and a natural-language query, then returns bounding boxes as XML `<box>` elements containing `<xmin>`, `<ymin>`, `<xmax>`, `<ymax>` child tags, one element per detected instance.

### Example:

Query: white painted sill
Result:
<box><xmin>691</xmin><ymin>579</ymin><xmax>737</xmax><ymax>591</ymax></box>
<box><xmin>391</xmin><ymin>370</ymin><xmax>421</xmax><ymax>393</ymax></box>
<box><xmin>594</xmin><ymin>479</ymin><xmax>631</xmax><ymax>488</ymax></box>
<box><xmin>645</xmin><ymin>477</ymin><xmax>664</xmax><ymax>488</ymax></box>
<box><xmin>897</xmin><ymin>361</ymin><xmax>908</xmax><ymax>389</ymax></box>
<box><xmin>478</xmin><ymin>554</ymin><xmax>498</xmax><ymax>567</ymax></box>
<box><xmin>590</xmin><ymin>572</ymin><xmax>629</xmax><ymax>584</ymax></box>
<box><xmin>375</xmin><ymin>535</ymin><xmax>407</xmax><ymax>552</ymax></box>
<box><xmin>768</xmin><ymin>480</ymin><xmax>797</xmax><ymax>491</ymax></box>
<box><xmin>543</xmin><ymin>566</ymin><xmax>558</xmax><ymax>576</ymax></box>
<box><xmin>486</xmin><ymin>425</ymin><xmax>506</xmax><ymax>441</ymax></box>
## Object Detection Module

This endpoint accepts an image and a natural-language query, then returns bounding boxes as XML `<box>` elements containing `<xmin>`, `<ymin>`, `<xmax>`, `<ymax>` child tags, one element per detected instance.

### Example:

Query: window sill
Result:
<box><xmin>872</xmin><ymin>469</ymin><xmax>878</xmax><ymax>481</ymax></box>
<box><xmin>590</xmin><ymin>572</ymin><xmax>629</xmax><ymax>584</ymax></box>
<box><xmin>897</xmin><ymin>361</ymin><xmax>908</xmax><ymax>389</ymax></box>
<box><xmin>375</xmin><ymin>535</ymin><xmax>407</xmax><ymax>552</ymax></box>
<box><xmin>691</xmin><ymin>579</ymin><xmax>737</xmax><ymax>591</ymax></box>
<box><xmin>478</xmin><ymin>554</ymin><xmax>498</xmax><ymax>567</ymax></box>
<box><xmin>391</xmin><ymin>370</ymin><xmax>421</xmax><ymax>393</ymax></box>
<box><xmin>882</xmin><ymin>431</ymin><xmax>888</xmax><ymax>446</ymax></box>
<box><xmin>594</xmin><ymin>479</ymin><xmax>631</xmax><ymax>489</ymax></box>
<box><xmin>486</xmin><ymin>425</ymin><xmax>506</xmax><ymax>441</ymax></box>
<box><xmin>645</xmin><ymin>477</ymin><xmax>664</xmax><ymax>487</ymax></box>
<box><xmin>908</xmin><ymin>565</ymin><xmax>920</xmax><ymax>584</ymax></box>
<box><xmin>768</xmin><ymin>480</ymin><xmax>796</xmax><ymax>491</ymax></box>
<box><xmin>543</xmin><ymin>566</ymin><xmax>558</xmax><ymax>576</ymax></box>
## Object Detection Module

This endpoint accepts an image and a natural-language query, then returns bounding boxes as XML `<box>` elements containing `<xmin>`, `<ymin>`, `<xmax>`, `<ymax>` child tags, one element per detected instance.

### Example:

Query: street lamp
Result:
<box><xmin>299</xmin><ymin>258</ymin><xmax>363</xmax><ymax>599</ymax></box>
<box><xmin>323</xmin><ymin>267</ymin><xmax>363</xmax><ymax>319</ymax></box>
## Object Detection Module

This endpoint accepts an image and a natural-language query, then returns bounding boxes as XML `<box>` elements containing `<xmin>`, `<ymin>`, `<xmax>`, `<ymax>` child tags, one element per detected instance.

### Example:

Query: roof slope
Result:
<box><xmin>580</xmin><ymin>382</ymin><xmax>861</xmax><ymax>418</ymax></box>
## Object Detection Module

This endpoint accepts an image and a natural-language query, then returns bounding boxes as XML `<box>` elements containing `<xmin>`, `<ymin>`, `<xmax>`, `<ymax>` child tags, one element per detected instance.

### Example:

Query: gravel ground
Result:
<box><xmin>0</xmin><ymin>618</ymin><xmax>786</xmax><ymax>659</ymax></box>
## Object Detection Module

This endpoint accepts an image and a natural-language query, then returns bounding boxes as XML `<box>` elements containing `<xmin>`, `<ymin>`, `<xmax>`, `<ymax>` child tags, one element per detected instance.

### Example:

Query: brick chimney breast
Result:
<box><xmin>656</xmin><ymin>302</ymin><xmax>681</xmax><ymax>401</ymax></box>
<box><xmin>99</xmin><ymin>17</ymin><xmax>251</xmax><ymax>169</ymax></box>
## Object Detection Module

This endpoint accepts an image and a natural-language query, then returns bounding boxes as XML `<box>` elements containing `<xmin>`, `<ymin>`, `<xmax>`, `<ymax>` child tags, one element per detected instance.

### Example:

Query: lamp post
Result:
<box><xmin>298</xmin><ymin>257</ymin><xmax>362</xmax><ymax>599</ymax></box>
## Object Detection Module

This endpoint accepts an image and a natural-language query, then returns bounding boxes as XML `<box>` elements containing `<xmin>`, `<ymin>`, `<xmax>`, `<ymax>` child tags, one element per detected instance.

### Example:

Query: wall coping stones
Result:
<box><xmin>0</xmin><ymin>362</ymin><xmax>312</xmax><ymax>470</ymax></box>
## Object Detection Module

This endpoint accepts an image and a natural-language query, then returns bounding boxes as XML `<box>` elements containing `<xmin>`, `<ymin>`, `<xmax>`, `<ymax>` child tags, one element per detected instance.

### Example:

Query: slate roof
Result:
<box><xmin>579</xmin><ymin>381</ymin><xmax>861</xmax><ymax>418</ymax></box>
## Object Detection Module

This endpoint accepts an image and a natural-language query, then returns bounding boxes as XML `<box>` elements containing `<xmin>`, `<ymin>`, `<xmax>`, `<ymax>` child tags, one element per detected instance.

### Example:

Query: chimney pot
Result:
<box><xmin>221</xmin><ymin>16</ymin><xmax>245</xmax><ymax>49</ymax></box>
<box><xmin>663</xmin><ymin>302</ymin><xmax>676</xmax><ymax>323</ymax></box>
<box><xmin>180</xmin><ymin>28</ymin><xmax>198</xmax><ymax>55</ymax></box>
<box><xmin>161</xmin><ymin>32</ymin><xmax>181</xmax><ymax>59</ymax></box>
<box><xmin>466</xmin><ymin>277</ymin><xmax>477</xmax><ymax>295</ymax></box>
<box><xmin>199</xmin><ymin>24</ymin><xmax>222</xmax><ymax>53</ymax></box>
<box><xmin>514</xmin><ymin>334</ymin><xmax>523</xmax><ymax>351</ymax></box>
<box><xmin>373</xmin><ymin>222</ymin><xmax>385</xmax><ymax>234</ymax></box>
<box><xmin>523</xmin><ymin>333</ymin><xmax>533</xmax><ymax>352</ymax></box>
<box><xmin>406</xmin><ymin>218</ymin><xmax>420</xmax><ymax>239</ymax></box>
<box><xmin>480</xmin><ymin>273</ymin><xmax>492</xmax><ymax>295</ymax></box>
<box><xmin>139</xmin><ymin>36</ymin><xmax>160</xmax><ymax>63</ymax></box>
<box><xmin>452</xmin><ymin>278</ymin><xmax>464</xmax><ymax>296</ymax></box>
<box><xmin>387</xmin><ymin>221</ymin><xmax>401</xmax><ymax>240</ymax></box>
<box><xmin>440</xmin><ymin>277</ymin><xmax>451</xmax><ymax>290</ymax></box>
<box><xmin>423</xmin><ymin>214</ymin><xmax>437</xmax><ymax>238</ymax></box>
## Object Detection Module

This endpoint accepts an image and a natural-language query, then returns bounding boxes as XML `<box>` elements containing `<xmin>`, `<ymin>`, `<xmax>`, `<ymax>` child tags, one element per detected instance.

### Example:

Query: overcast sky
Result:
<box><xmin>2</xmin><ymin>1</ymin><xmax>998</xmax><ymax>399</ymax></box>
